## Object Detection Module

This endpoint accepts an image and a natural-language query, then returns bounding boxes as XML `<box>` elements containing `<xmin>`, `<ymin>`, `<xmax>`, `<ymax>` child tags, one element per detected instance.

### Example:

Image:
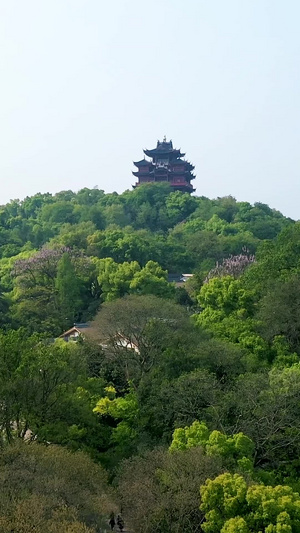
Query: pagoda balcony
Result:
<box><xmin>156</xmin><ymin>163</ymin><xmax>169</xmax><ymax>169</ymax></box>
<box><xmin>170</xmin><ymin>180</ymin><xmax>194</xmax><ymax>189</ymax></box>
<box><xmin>140</xmin><ymin>176</ymin><xmax>155</xmax><ymax>182</ymax></box>
<box><xmin>134</xmin><ymin>177</ymin><xmax>155</xmax><ymax>186</ymax></box>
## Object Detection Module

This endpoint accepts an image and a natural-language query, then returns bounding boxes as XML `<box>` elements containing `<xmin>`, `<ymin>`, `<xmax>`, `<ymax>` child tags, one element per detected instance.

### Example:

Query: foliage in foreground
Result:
<box><xmin>0</xmin><ymin>442</ymin><xmax>114</xmax><ymax>532</ymax></box>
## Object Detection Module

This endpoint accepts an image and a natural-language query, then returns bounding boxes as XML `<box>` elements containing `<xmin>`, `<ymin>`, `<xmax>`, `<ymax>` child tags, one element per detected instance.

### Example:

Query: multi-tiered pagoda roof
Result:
<box><xmin>132</xmin><ymin>138</ymin><xmax>196</xmax><ymax>193</ymax></box>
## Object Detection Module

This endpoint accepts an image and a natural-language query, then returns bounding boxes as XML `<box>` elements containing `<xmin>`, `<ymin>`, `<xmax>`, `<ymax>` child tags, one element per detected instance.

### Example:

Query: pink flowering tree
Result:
<box><xmin>205</xmin><ymin>251</ymin><xmax>255</xmax><ymax>283</ymax></box>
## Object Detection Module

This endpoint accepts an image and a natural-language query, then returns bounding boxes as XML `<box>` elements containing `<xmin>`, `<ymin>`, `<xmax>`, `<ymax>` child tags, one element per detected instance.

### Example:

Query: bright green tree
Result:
<box><xmin>200</xmin><ymin>473</ymin><xmax>300</xmax><ymax>533</ymax></box>
<box><xmin>96</xmin><ymin>257</ymin><xmax>140</xmax><ymax>300</ymax></box>
<box><xmin>93</xmin><ymin>385</ymin><xmax>139</xmax><ymax>454</ymax></box>
<box><xmin>130</xmin><ymin>260</ymin><xmax>175</xmax><ymax>298</ymax></box>
<box><xmin>194</xmin><ymin>275</ymin><xmax>270</xmax><ymax>363</ymax></box>
<box><xmin>95</xmin><ymin>258</ymin><xmax>174</xmax><ymax>301</ymax></box>
<box><xmin>170</xmin><ymin>421</ymin><xmax>254</xmax><ymax>471</ymax></box>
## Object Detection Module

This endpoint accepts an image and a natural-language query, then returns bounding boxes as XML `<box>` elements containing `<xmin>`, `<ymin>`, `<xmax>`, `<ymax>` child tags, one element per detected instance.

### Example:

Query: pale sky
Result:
<box><xmin>0</xmin><ymin>0</ymin><xmax>299</xmax><ymax>219</ymax></box>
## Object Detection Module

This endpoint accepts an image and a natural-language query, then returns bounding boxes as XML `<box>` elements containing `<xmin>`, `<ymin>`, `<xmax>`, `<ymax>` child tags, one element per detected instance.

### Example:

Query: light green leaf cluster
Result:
<box><xmin>206</xmin><ymin>431</ymin><xmax>254</xmax><ymax>462</ymax></box>
<box><xmin>169</xmin><ymin>421</ymin><xmax>254</xmax><ymax>467</ymax></box>
<box><xmin>205</xmin><ymin>214</ymin><xmax>229</xmax><ymax>235</ymax></box>
<box><xmin>200</xmin><ymin>473</ymin><xmax>300</xmax><ymax>533</ymax></box>
<box><xmin>129</xmin><ymin>260</ymin><xmax>175</xmax><ymax>298</ymax></box>
<box><xmin>268</xmin><ymin>363</ymin><xmax>300</xmax><ymax>395</ymax></box>
<box><xmin>198</xmin><ymin>276</ymin><xmax>254</xmax><ymax>314</ymax></box>
<box><xmin>221</xmin><ymin>517</ymin><xmax>249</xmax><ymax>532</ymax></box>
<box><xmin>96</xmin><ymin>257</ymin><xmax>141</xmax><ymax>301</ymax></box>
<box><xmin>169</xmin><ymin>421</ymin><xmax>210</xmax><ymax>452</ymax></box>
<box><xmin>194</xmin><ymin>275</ymin><xmax>270</xmax><ymax>361</ymax></box>
<box><xmin>93</xmin><ymin>387</ymin><xmax>139</xmax><ymax>447</ymax></box>
<box><xmin>93</xmin><ymin>389</ymin><xmax>138</xmax><ymax>422</ymax></box>
<box><xmin>201</xmin><ymin>473</ymin><xmax>248</xmax><ymax>533</ymax></box>
<box><xmin>95</xmin><ymin>257</ymin><xmax>174</xmax><ymax>301</ymax></box>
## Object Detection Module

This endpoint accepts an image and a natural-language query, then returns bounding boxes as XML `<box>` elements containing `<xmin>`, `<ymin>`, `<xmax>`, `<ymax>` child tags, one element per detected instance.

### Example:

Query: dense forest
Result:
<box><xmin>0</xmin><ymin>182</ymin><xmax>300</xmax><ymax>532</ymax></box>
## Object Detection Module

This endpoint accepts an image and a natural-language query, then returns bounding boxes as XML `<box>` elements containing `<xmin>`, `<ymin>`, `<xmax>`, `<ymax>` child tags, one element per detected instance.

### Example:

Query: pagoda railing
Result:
<box><xmin>170</xmin><ymin>181</ymin><xmax>193</xmax><ymax>188</ymax></box>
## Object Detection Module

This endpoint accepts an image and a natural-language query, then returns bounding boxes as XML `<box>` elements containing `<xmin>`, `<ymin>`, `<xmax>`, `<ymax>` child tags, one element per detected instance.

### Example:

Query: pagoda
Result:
<box><xmin>132</xmin><ymin>137</ymin><xmax>196</xmax><ymax>193</ymax></box>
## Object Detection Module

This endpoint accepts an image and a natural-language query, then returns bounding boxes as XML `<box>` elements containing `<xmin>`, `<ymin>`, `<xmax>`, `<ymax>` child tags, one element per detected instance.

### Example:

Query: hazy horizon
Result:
<box><xmin>1</xmin><ymin>0</ymin><xmax>299</xmax><ymax>220</ymax></box>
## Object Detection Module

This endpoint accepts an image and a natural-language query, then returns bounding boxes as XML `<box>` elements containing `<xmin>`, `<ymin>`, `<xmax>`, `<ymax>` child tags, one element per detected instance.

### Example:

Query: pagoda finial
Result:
<box><xmin>163</xmin><ymin>135</ymin><xmax>167</xmax><ymax>142</ymax></box>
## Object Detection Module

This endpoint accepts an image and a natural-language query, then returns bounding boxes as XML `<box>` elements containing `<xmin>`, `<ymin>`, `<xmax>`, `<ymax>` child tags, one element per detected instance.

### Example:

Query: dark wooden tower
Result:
<box><xmin>132</xmin><ymin>137</ymin><xmax>196</xmax><ymax>193</ymax></box>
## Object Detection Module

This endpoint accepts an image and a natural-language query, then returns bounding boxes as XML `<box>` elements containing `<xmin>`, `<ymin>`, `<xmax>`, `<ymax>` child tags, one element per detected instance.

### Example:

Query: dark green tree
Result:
<box><xmin>55</xmin><ymin>252</ymin><xmax>82</xmax><ymax>325</ymax></box>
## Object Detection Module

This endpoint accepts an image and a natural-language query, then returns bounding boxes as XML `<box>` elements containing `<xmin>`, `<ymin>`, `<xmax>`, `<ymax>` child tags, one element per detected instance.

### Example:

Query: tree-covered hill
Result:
<box><xmin>1</xmin><ymin>184</ymin><xmax>292</xmax><ymax>259</ymax></box>
<box><xmin>1</xmin><ymin>183</ymin><xmax>300</xmax><ymax>532</ymax></box>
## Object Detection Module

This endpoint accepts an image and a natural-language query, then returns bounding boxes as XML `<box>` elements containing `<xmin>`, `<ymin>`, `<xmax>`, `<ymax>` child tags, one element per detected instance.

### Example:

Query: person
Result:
<box><xmin>109</xmin><ymin>511</ymin><xmax>115</xmax><ymax>531</ymax></box>
<box><xmin>117</xmin><ymin>514</ymin><xmax>124</xmax><ymax>532</ymax></box>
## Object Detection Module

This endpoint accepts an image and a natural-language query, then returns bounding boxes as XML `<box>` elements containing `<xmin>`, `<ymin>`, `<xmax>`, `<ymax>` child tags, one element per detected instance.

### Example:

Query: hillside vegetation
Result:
<box><xmin>0</xmin><ymin>183</ymin><xmax>300</xmax><ymax>532</ymax></box>
<box><xmin>0</xmin><ymin>183</ymin><xmax>292</xmax><ymax>333</ymax></box>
